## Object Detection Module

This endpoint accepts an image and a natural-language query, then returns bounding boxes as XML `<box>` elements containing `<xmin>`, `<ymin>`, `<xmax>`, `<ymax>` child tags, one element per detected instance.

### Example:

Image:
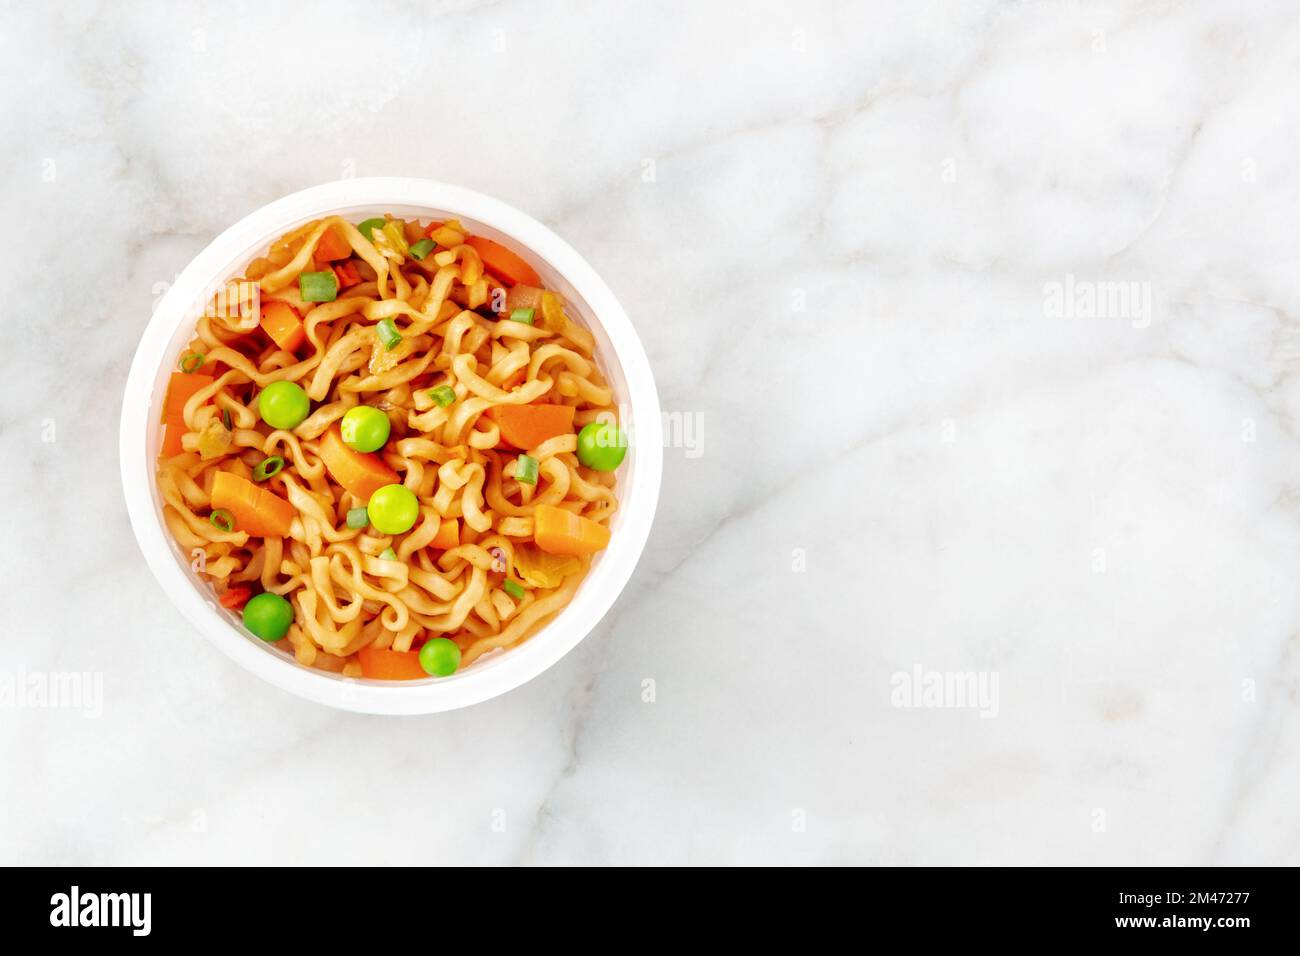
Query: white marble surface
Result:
<box><xmin>3</xmin><ymin>0</ymin><xmax>1299</xmax><ymax>865</ymax></box>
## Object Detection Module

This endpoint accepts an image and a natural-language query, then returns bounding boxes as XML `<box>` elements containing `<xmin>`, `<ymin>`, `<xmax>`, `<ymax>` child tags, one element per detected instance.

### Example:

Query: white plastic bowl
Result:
<box><xmin>120</xmin><ymin>178</ymin><xmax>662</xmax><ymax>714</ymax></box>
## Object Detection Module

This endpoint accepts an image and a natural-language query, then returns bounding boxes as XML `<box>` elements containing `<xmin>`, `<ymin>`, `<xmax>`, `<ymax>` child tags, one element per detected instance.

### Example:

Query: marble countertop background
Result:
<box><xmin>3</xmin><ymin>0</ymin><xmax>1299</xmax><ymax>865</ymax></box>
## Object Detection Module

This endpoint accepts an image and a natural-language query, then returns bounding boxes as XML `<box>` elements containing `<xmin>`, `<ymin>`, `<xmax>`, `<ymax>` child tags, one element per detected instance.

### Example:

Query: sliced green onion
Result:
<box><xmin>252</xmin><ymin>455</ymin><xmax>284</xmax><ymax>482</ymax></box>
<box><xmin>209</xmin><ymin>509</ymin><xmax>235</xmax><ymax>533</ymax></box>
<box><xmin>346</xmin><ymin>506</ymin><xmax>369</xmax><ymax>529</ymax></box>
<box><xmin>221</xmin><ymin>408</ymin><xmax>233</xmax><ymax>431</ymax></box>
<box><xmin>376</xmin><ymin>318</ymin><xmax>402</xmax><ymax>350</ymax></box>
<box><xmin>299</xmin><ymin>270</ymin><xmax>338</xmax><ymax>302</ymax></box>
<box><xmin>357</xmin><ymin>217</ymin><xmax>387</xmax><ymax>240</ymax></box>
<box><xmin>379</xmin><ymin>547</ymin><xmax>398</xmax><ymax>561</ymax></box>
<box><xmin>509</xmin><ymin>307</ymin><xmax>535</xmax><ymax>325</ymax></box>
<box><xmin>408</xmin><ymin>238</ymin><xmax>435</xmax><ymax>260</ymax></box>
<box><xmin>428</xmin><ymin>385</ymin><xmax>456</xmax><ymax>407</ymax></box>
<box><xmin>503</xmin><ymin>579</ymin><xmax>525</xmax><ymax>600</ymax></box>
<box><xmin>179</xmin><ymin>352</ymin><xmax>205</xmax><ymax>373</ymax></box>
<box><xmin>515</xmin><ymin>454</ymin><xmax>539</xmax><ymax>485</ymax></box>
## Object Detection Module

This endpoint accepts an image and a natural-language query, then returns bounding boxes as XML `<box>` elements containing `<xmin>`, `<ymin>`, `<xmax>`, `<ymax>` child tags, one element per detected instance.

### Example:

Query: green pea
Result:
<box><xmin>367</xmin><ymin>483</ymin><xmax>419</xmax><ymax>535</ymax></box>
<box><xmin>242</xmin><ymin>592</ymin><xmax>293</xmax><ymax>642</ymax></box>
<box><xmin>258</xmin><ymin>380</ymin><xmax>310</xmax><ymax>430</ymax></box>
<box><xmin>576</xmin><ymin>421</ymin><xmax>627</xmax><ymax>471</ymax></box>
<box><xmin>419</xmin><ymin>637</ymin><xmax>461</xmax><ymax>677</ymax></box>
<box><xmin>340</xmin><ymin>405</ymin><xmax>391</xmax><ymax>453</ymax></box>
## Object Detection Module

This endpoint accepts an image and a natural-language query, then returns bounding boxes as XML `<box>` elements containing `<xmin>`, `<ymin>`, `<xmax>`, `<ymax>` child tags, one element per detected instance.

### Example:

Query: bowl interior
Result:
<box><xmin>145</xmin><ymin>202</ymin><xmax>640</xmax><ymax>690</ymax></box>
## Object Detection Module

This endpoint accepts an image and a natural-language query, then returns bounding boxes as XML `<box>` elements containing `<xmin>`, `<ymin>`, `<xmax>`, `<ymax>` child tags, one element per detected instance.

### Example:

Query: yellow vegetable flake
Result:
<box><xmin>196</xmin><ymin>419</ymin><xmax>232</xmax><ymax>460</ymax></box>
<box><xmin>512</xmin><ymin>543</ymin><xmax>581</xmax><ymax>589</ymax></box>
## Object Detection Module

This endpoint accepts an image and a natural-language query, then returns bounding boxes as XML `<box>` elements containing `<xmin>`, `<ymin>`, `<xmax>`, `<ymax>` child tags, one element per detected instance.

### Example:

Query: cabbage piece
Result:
<box><xmin>370</xmin><ymin>220</ymin><xmax>409</xmax><ymax>264</ymax></box>
<box><xmin>512</xmin><ymin>543</ymin><xmax>581</xmax><ymax>589</ymax></box>
<box><xmin>196</xmin><ymin>419</ymin><xmax>232</xmax><ymax>460</ymax></box>
<box><xmin>368</xmin><ymin>330</ymin><xmax>412</xmax><ymax>375</ymax></box>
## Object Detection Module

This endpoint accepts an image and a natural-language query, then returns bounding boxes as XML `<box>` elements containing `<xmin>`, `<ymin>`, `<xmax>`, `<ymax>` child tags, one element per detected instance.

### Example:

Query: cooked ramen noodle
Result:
<box><xmin>155</xmin><ymin>214</ymin><xmax>626</xmax><ymax>680</ymax></box>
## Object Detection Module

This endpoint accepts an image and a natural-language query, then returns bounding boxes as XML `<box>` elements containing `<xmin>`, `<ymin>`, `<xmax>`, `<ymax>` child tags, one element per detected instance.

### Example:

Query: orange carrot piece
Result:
<box><xmin>162</xmin><ymin>370</ymin><xmax>214</xmax><ymax>422</ymax></box>
<box><xmin>466</xmin><ymin>235</ymin><xmax>542</xmax><ymax>287</ymax></box>
<box><xmin>357</xmin><ymin>645</ymin><xmax>428</xmax><ymax>680</ymax></box>
<box><xmin>314</xmin><ymin>224</ymin><xmax>351</xmax><ymax>261</ymax></box>
<box><xmin>260</xmin><ymin>301</ymin><xmax>305</xmax><ymax>353</ymax></box>
<box><xmin>333</xmin><ymin>260</ymin><xmax>361</xmax><ymax>289</ymax></box>
<box><xmin>423</xmin><ymin>220</ymin><xmax>444</xmax><ymax>238</ymax></box>
<box><xmin>161</xmin><ymin>424</ymin><xmax>188</xmax><ymax>457</ymax></box>
<box><xmin>159</xmin><ymin>370</ymin><xmax>215</xmax><ymax>456</ymax></box>
<box><xmin>319</xmin><ymin>425</ymin><xmax>400</xmax><ymax>501</ymax></box>
<box><xmin>219</xmin><ymin>586</ymin><xmax>252</xmax><ymax>609</ymax></box>
<box><xmin>486</xmin><ymin>403</ymin><xmax>575</xmax><ymax>450</ymax></box>
<box><xmin>430</xmin><ymin>517</ymin><xmax>459</xmax><ymax>550</ymax></box>
<box><xmin>499</xmin><ymin>368</ymin><xmax>528</xmax><ymax>391</ymax></box>
<box><xmin>211</xmin><ymin>471</ymin><xmax>296</xmax><ymax>537</ymax></box>
<box><xmin>533</xmin><ymin>504</ymin><xmax>610</xmax><ymax>556</ymax></box>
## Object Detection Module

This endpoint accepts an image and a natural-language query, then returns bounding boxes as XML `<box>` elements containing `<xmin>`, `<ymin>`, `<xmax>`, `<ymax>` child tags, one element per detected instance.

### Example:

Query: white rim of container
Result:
<box><xmin>119</xmin><ymin>178</ymin><xmax>662</xmax><ymax>714</ymax></box>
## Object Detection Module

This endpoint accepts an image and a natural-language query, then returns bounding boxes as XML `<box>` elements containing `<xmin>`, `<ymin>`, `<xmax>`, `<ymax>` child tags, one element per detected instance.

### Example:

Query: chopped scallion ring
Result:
<box><xmin>509</xmin><ymin>307</ymin><xmax>535</xmax><ymax>325</ymax></box>
<box><xmin>379</xmin><ymin>547</ymin><xmax>397</xmax><ymax>561</ymax></box>
<box><xmin>503</xmin><ymin>579</ymin><xmax>525</xmax><ymax>600</ymax></box>
<box><xmin>356</xmin><ymin>218</ymin><xmax>387</xmax><ymax>240</ymax></box>
<box><xmin>428</xmin><ymin>385</ymin><xmax>456</xmax><ymax>407</ymax></box>
<box><xmin>408</xmin><ymin>238</ymin><xmax>435</xmax><ymax>260</ymax></box>
<box><xmin>515</xmin><ymin>454</ymin><xmax>539</xmax><ymax>485</ymax></box>
<box><xmin>346</xmin><ymin>506</ymin><xmax>370</xmax><ymax>529</ymax></box>
<box><xmin>209</xmin><ymin>509</ymin><xmax>235</xmax><ymax>533</ymax></box>
<box><xmin>252</xmin><ymin>456</ymin><xmax>285</xmax><ymax>482</ymax></box>
<box><xmin>376</xmin><ymin>318</ymin><xmax>402</xmax><ymax>350</ymax></box>
<box><xmin>179</xmin><ymin>352</ymin><xmax>205</xmax><ymax>373</ymax></box>
<box><xmin>299</xmin><ymin>270</ymin><xmax>338</xmax><ymax>302</ymax></box>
